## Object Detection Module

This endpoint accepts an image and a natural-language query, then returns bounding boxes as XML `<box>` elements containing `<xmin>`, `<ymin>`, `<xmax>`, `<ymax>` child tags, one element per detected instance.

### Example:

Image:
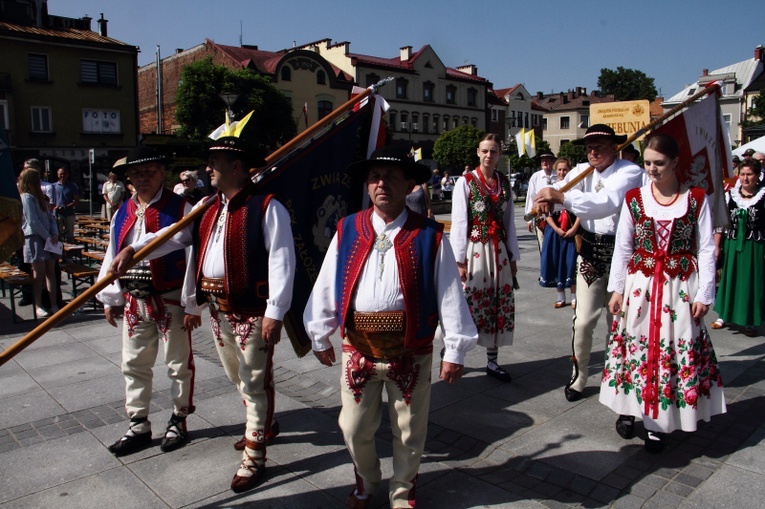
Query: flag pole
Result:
<box><xmin>524</xmin><ymin>81</ymin><xmax>722</xmax><ymax>221</ymax></box>
<box><xmin>0</xmin><ymin>77</ymin><xmax>394</xmax><ymax>368</ymax></box>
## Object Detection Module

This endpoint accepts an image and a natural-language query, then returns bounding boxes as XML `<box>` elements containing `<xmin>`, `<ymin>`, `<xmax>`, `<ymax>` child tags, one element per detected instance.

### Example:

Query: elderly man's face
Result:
<box><xmin>126</xmin><ymin>162</ymin><xmax>164</xmax><ymax>199</ymax></box>
<box><xmin>540</xmin><ymin>157</ymin><xmax>555</xmax><ymax>172</ymax></box>
<box><xmin>366</xmin><ymin>165</ymin><xmax>413</xmax><ymax>213</ymax></box>
<box><xmin>585</xmin><ymin>137</ymin><xmax>618</xmax><ymax>170</ymax></box>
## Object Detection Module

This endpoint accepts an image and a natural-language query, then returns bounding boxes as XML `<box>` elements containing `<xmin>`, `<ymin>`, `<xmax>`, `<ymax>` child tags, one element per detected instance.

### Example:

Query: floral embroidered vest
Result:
<box><xmin>113</xmin><ymin>188</ymin><xmax>187</xmax><ymax>292</ymax></box>
<box><xmin>465</xmin><ymin>171</ymin><xmax>511</xmax><ymax>244</ymax></box>
<box><xmin>335</xmin><ymin>209</ymin><xmax>443</xmax><ymax>352</ymax></box>
<box><xmin>626</xmin><ymin>187</ymin><xmax>705</xmax><ymax>280</ymax></box>
<box><xmin>194</xmin><ymin>185</ymin><xmax>273</xmax><ymax>315</ymax></box>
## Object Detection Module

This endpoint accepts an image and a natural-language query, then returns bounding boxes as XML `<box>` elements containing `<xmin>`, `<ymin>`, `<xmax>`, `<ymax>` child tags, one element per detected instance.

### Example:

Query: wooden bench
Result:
<box><xmin>60</xmin><ymin>263</ymin><xmax>102</xmax><ymax>311</ymax></box>
<box><xmin>0</xmin><ymin>268</ymin><xmax>38</xmax><ymax>322</ymax></box>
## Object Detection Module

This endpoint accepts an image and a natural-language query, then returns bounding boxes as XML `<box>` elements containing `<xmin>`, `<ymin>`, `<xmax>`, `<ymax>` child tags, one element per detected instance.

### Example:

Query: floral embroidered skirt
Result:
<box><xmin>599</xmin><ymin>271</ymin><xmax>726</xmax><ymax>433</ymax></box>
<box><xmin>463</xmin><ymin>239</ymin><xmax>515</xmax><ymax>348</ymax></box>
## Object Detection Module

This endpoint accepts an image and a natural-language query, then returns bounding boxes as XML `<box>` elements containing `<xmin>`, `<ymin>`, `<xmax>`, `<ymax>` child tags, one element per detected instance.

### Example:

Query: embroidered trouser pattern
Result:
<box><xmin>208</xmin><ymin>305</ymin><xmax>276</xmax><ymax>451</ymax></box>
<box><xmin>339</xmin><ymin>341</ymin><xmax>432</xmax><ymax>508</ymax></box>
<box><xmin>569</xmin><ymin>257</ymin><xmax>611</xmax><ymax>392</ymax></box>
<box><xmin>121</xmin><ymin>289</ymin><xmax>195</xmax><ymax>419</ymax></box>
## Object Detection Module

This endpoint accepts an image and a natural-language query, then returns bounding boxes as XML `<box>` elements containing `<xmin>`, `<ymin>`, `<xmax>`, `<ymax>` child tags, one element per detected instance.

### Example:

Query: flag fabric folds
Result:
<box><xmin>515</xmin><ymin>128</ymin><xmax>526</xmax><ymax>157</ymax></box>
<box><xmin>650</xmin><ymin>92</ymin><xmax>731</xmax><ymax>228</ymax></box>
<box><xmin>255</xmin><ymin>94</ymin><xmax>387</xmax><ymax>356</ymax></box>
<box><xmin>524</xmin><ymin>129</ymin><xmax>537</xmax><ymax>159</ymax></box>
<box><xmin>0</xmin><ymin>128</ymin><xmax>23</xmax><ymax>262</ymax></box>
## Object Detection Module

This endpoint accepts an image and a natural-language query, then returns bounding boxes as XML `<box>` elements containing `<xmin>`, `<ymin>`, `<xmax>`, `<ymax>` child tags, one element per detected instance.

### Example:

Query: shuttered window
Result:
<box><xmin>28</xmin><ymin>54</ymin><xmax>49</xmax><ymax>81</ymax></box>
<box><xmin>81</xmin><ymin>60</ymin><xmax>118</xmax><ymax>85</ymax></box>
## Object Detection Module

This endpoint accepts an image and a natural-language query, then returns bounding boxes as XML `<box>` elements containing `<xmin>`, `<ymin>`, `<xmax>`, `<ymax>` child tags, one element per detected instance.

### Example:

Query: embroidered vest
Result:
<box><xmin>113</xmin><ymin>188</ymin><xmax>187</xmax><ymax>291</ymax></box>
<box><xmin>725</xmin><ymin>189</ymin><xmax>765</xmax><ymax>242</ymax></box>
<box><xmin>335</xmin><ymin>209</ymin><xmax>443</xmax><ymax>352</ymax></box>
<box><xmin>626</xmin><ymin>187</ymin><xmax>704</xmax><ymax>280</ymax></box>
<box><xmin>465</xmin><ymin>171</ymin><xmax>511</xmax><ymax>245</ymax></box>
<box><xmin>195</xmin><ymin>185</ymin><xmax>273</xmax><ymax>315</ymax></box>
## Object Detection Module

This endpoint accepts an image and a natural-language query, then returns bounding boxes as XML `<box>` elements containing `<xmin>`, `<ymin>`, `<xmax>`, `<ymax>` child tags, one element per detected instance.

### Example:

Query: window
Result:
<box><xmin>467</xmin><ymin>88</ymin><xmax>477</xmax><ymax>107</ymax></box>
<box><xmin>281</xmin><ymin>67</ymin><xmax>291</xmax><ymax>81</ymax></box>
<box><xmin>31</xmin><ymin>106</ymin><xmax>52</xmax><ymax>132</ymax></box>
<box><xmin>82</xmin><ymin>109</ymin><xmax>121</xmax><ymax>133</ymax></box>
<box><xmin>471</xmin><ymin>118</ymin><xmax>477</xmax><ymax>127</ymax></box>
<box><xmin>491</xmin><ymin>109</ymin><xmax>498</xmax><ymax>122</ymax></box>
<box><xmin>443</xmin><ymin>117</ymin><xmax>449</xmax><ymax>131</ymax></box>
<box><xmin>80</xmin><ymin>60</ymin><xmax>117</xmax><ymax>85</ymax></box>
<box><xmin>423</xmin><ymin>82</ymin><xmax>434</xmax><ymax>102</ymax></box>
<box><xmin>318</xmin><ymin>100</ymin><xmax>332</xmax><ymax>120</ymax></box>
<box><xmin>0</xmin><ymin>100</ymin><xmax>8</xmax><ymax>130</ymax></box>
<box><xmin>446</xmin><ymin>85</ymin><xmax>456</xmax><ymax>104</ymax></box>
<box><xmin>28</xmin><ymin>54</ymin><xmax>49</xmax><ymax>81</ymax></box>
<box><xmin>389</xmin><ymin>112</ymin><xmax>397</xmax><ymax>132</ymax></box>
<box><xmin>543</xmin><ymin>118</ymin><xmax>548</xmax><ymax>131</ymax></box>
<box><xmin>412</xmin><ymin>113</ymin><xmax>419</xmax><ymax>132</ymax></box>
<box><xmin>560</xmin><ymin>116</ymin><xmax>570</xmax><ymax>130</ymax></box>
<box><xmin>432</xmin><ymin>115</ymin><xmax>439</xmax><ymax>134</ymax></box>
<box><xmin>365</xmin><ymin>73</ymin><xmax>380</xmax><ymax>87</ymax></box>
<box><xmin>396</xmin><ymin>78</ymin><xmax>408</xmax><ymax>99</ymax></box>
<box><xmin>533</xmin><ymin>114</ymin><xmax>540</xmax><ymax>127</ymax></box>
<box><xmin>316</xmin><ymin>70</ymin><xmax>326</xmax><ymax>85</ymax></box>
<box><xmin>561</xmin><ymin>139</ymin><xmax>570</xmax><ymax>145</ymax></box>
<box><xmin>422</xmin><ymin>114</ymin><xmax>429</xmax><ymax>134</ymax></box>
<box><xmin>400</xmin><ymin>112</ymin><xmax>409</xmax><ymax>132</ymax></box>
<box><xmin>723</xmin><ymin>113</ymin><xmax>732</xmax><ymax>130</ymax></box>
<box><xmin>579</xmin><ymin>114</ymin><xmax>589</xmax><ymax>128</ymax></box>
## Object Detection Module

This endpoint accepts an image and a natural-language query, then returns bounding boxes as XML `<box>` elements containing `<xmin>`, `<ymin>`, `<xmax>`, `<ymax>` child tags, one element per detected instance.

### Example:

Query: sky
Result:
<box><xmin>59</xmin><ymin>0</ymin><xmax>764</xmax><ymax>99</ymax></box>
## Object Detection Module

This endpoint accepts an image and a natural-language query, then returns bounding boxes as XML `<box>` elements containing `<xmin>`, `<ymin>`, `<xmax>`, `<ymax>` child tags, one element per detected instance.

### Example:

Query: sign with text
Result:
<box><xmin>590</xmin><ymin>100</ymin><xmax>650</xmax><ymax>140</ymax></box>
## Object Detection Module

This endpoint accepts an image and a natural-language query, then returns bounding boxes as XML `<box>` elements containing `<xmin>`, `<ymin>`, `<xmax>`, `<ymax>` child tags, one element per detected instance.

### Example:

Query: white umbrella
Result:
<box><xmin>732</xmin><ymin>135</ymin><xmax>765</xmax><ymax>156</ymax></box>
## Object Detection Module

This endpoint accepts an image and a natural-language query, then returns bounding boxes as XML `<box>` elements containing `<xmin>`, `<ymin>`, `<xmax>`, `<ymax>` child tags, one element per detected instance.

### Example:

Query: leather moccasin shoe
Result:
<box><xmin>554</xmin><ymin>301</ymin><xmax>567</xmax><ymax>309</ymax></box>
<box><xmin>486</xmin><ymin>364</ymin><xmax>512</xmax><ymax>383</ymax></box>
<box><xmin>230</xmin><ymin>463</ymin><xmax>265</xmax><ymax>493</ymax></box>
<box><xmin>348</xmin><ymin>491</ymin><xmax>372</xmax><ymax>509</ymax></box>
<box><xmin>710</xmin><ymin>319</ymin><xmax>725</xmax><ymax>330</ymax></box>
<box><xmin>160</xmin><ymin>417</ymin><xmax>188</xmax><ymax>453</ymax></box>
<box><xmin>644</xmin><ymin>431</ymin><xmax>665</xmax><ymax>453</ymax></box>
<box><xmin>107</xmin><ymin>430</ymin><xmax>152</xmax><ymax>456</ymax></box>
<box><xmin>564</xmin><ymin>386</ymin><xmax>582</xmax><ymax>402</ymax></box>
<box><xmin>234</xmin><ymin>420</ymin><xmax>280</xmax><ymax>451</ymax></box>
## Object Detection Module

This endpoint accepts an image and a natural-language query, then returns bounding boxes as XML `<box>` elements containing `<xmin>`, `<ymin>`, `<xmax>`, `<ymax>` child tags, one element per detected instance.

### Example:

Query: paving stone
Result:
<box><xmin>664</xmin><ymin>481</ymin><xmax>695</xmax><ymax>497</ymax></box>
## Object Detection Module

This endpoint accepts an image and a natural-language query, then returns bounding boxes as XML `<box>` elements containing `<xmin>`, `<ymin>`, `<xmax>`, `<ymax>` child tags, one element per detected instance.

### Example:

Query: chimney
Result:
<box><xmin>537</xmin><ymin>91</ymin><xmax>544</xmax><ymax>100</ymax></box>
<box><xmin>702</xmin><ymin>69</ymin><xmax>709</xmax><ymax>76</ymax></box>
<box><xmin>756</xmin><ymin>45</ymin><xmax>765</xmax><ymax>62</ymax></box>
<box><xmin>97</xmin><ymin>13</ymin><xmax>108</xmax><ymax>37</ymax></box>
<box><xmin>400</xmin><ymin>46</ymin><xmax>412</xmax><ymax>61</ymax></box>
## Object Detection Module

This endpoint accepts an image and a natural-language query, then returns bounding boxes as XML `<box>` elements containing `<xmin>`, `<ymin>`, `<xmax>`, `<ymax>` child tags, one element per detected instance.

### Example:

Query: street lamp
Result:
<box><xmin>219</xmin><ymin>93</ymin><xmax>239</xmax><ymax>120</ymax></box>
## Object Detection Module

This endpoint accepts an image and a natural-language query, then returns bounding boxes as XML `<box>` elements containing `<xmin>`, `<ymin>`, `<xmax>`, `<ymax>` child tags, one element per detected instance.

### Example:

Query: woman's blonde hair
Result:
<box><xmin>18</xmin><ymin>168</ymin><xmax>48</xmax><ymax>212</ymax></box>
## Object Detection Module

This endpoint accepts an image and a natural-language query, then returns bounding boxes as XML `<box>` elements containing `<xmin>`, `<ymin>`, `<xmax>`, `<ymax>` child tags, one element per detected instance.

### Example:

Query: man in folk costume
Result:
<box><xmin>110</xmin><ymin>111</ymin><xmax>296</xmax><ymax>493</ymax></box>
<box><xmin>97</xmin><ymin>146</ymin><xmax>202</xmax><ymax>456</ymax></box>
<box><xmin>534</xmin><ymin>124</ymin><xmax>644</xmax><ymax>402</ymax></box>
<box><xmin>303</xmin><ymin>146</ymin><xmax>478</xmax><ymax>509</ymax></box>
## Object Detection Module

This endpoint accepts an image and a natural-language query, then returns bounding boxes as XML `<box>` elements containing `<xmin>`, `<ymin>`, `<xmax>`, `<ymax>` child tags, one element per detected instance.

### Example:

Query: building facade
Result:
<box><xmin>137</xmin><ymin>39</ymin><xmax>354</xmax><ymax>136</ymax></box>
<box><xmin>296</xmin><ymin>39</ymin><xmax>492</xmax><ymax>158</ymax></box>
<box><xmin>1</xmin><ymin>1</ymin><xmax>138</xmax><ymax>186</ymax></box>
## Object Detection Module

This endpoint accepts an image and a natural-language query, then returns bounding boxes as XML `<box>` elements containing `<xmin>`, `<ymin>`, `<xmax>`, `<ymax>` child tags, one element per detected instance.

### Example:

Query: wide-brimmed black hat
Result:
<box><xmin>572</xmin><ymin>124</ymin><xmax>628</xmax><ymax>145</ymax></box>
<box><xmin>538</xmin><ymin>151</ymin><xmax>556</xmax><ymax>159</ymax></box>
<box><xmin>347</xmin><ymin>146</ymin><xmax>431</xmax><ymax>184</ymax></box>
<box><xmin>113</xmin><ymin>145</ymin><xmax>170</xmax><ymax>170</ymax></box>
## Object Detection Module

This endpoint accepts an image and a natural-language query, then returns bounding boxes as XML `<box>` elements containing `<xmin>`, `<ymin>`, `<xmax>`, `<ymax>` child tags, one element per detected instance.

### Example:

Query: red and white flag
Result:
<box><xmin>302</xmin><ymin>102</ymin><xmax>309</xmax><ymax>129</ymax></box>
<box><xmin>651</xmin><ymin>92</ymin><xmax>732</xmax><ymax>228</ymax></box>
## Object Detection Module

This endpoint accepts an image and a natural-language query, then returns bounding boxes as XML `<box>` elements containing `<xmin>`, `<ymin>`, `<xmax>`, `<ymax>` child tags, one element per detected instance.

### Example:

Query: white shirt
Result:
<box><xmin>127</xmin><ymin>194</ymin><xmax>296</xmax><ymax>321</ymax></box>
<box><xmin>449</xmin><ymin>170</ymin><xmax>521</xmax><ymax>265</ymax></box>
<box><xmin>557</xmin><ymin>158</ymin><xmax>645</xmax><ymax>235</ymax></box>
<box><xmin>525</xmin><ymin>169</ymin><xmax>556</xmax><ymax>220</ymax></box>
<box><xmin>96</xmin><ymin>188</ymin><xmax>203</xmax><ymax>314</ymax></box>
<box><xmin>303</xmin><ymin>208</ymin><xmax>478</xmax><ymax>366</ymax></box>
<box><xmin>608</xmin><ymin>186</ymin><xmax>716</xmax><ymax>305</ymax></box>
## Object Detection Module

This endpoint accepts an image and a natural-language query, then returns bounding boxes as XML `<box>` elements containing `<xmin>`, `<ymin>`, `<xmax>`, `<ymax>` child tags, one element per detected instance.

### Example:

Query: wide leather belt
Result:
<box><xmin>200</xmin><ymin>277</ymin><xmax>225</xmax><ymax>296</ymax></box>
<box><xmin>345</xmin><ymin>311</ymin><xmax>406</xmax><ymax>360</ymax></box>
<box><xmin>120</xmin><ymin>267</ymin><xmax>160</xmax><ymax>298</ymax></box>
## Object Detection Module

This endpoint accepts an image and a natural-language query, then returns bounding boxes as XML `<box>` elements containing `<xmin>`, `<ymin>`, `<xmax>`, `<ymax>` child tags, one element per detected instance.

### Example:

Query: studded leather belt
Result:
<box><xmin>200</xmin><ymin>277</ymin><xmax>225</xmax><ymax>296</ymax></box>
<box><xmin>345</xmin><ymin>311</ymin><xmax>406</xmax><ymax>359</ymax></box>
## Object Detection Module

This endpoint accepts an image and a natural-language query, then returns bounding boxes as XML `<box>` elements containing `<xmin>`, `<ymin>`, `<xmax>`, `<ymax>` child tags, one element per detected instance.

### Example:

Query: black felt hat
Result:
<box><xmin>573</xmin><ymin>124</ymin><xmax>628</xmax><ymax>145</ymax></box>
<box><xmin>113</xmin><ymin>145</ymin><xmax>170</xmax><ymax>170</ymax></box>
<box><xmin>347</xmin><ymin>146</ymin><xmax>431</xmax><ymax>184</ymax></box>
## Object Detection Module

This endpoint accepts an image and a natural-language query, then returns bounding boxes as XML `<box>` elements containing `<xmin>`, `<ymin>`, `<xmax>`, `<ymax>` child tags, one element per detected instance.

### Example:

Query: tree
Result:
<box><xmin>597</xmin><ymin>67</ymin><xmax>658</xmax><ymax>102</ymax></box>
<box><xmin>175</xmin><ymin>57</ymin><xmax>296</xmax><ymax>151</ymax></box>
<box><xmin>742</xmin><ymin>89</ymin><xmax>765</xmax><ymax>127</ymax></box>
<box><xmin>432</xmin><ymin>124</ymin><xmax>484</xmax><ymax>171</ymax></box>
<box><xmin>558</xmin><ymin>142</ymin><xmax>587</xmax><ymax>165</ymax></box>
<box><xmin>506</xmin><ymin>138</ymin><xmax>552</xmax><ymax>175</ymax></box>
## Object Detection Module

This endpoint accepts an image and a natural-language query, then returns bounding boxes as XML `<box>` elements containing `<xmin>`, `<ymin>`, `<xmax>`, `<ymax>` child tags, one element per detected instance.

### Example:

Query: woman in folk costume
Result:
<box><xmin>712</xmin><ymin>157</ymin><xmax>765</xmax><ymax>336</ymax></box>
<box><xmin>539</xmin><ymin>157</ymin><xmax>580</xmax><ymax>308</ymax></box>
<box><xmin>450</xmin><ymin>133</ymin><xmax>520</xmax><ymax>382</ymax></box>
<box><xmin>601</xmin><ymin>133</ymin><xmax>726</xmax><ymax>453</ymax></box>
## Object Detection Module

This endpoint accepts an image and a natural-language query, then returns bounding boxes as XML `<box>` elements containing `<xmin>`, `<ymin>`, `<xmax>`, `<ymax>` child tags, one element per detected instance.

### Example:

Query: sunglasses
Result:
<box><xmin>181</xmin><ymin>179</ymin><xmax>191</xmax><ymax>184</ymax></box>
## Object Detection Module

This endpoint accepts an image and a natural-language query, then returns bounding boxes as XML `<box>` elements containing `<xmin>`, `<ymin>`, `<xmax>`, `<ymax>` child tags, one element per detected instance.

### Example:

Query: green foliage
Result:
<box><xmin>742</xmin><ymin>89</ymin><xmax>765</xmax><ymax>127</ymax></box>
<box><xmin>175</xmin><ymin>57</ymin><xmax>296</xmax><ymax>150</ymax></box>
<box><xmin>558</xmin><ymin>142</ymin><xmax>588</xmax><ymax>165</ymax></box>
<box><xmin>432</xmin><ymin>124</ymin><xmax>484</xmax><ymax>171</ymax></box>
<box><xmin>597</xmin><ymin>67</ymin><xmax>658</xmax><ymax>102</ymax></box>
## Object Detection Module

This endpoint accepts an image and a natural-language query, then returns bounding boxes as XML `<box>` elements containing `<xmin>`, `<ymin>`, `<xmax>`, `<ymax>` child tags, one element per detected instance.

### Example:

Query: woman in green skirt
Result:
<box><xmin>713</xmin><ymin>158</ymin><xmax>765</xmax><ymax>336</ymax></box>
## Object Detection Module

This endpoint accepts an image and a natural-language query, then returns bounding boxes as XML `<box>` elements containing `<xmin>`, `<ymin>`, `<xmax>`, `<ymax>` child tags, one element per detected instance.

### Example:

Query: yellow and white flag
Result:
<box><xmin>515</xmin><ymin>128</ymin><xmax>526</xmax><ymax>157</ymax></box>
<box><xmin>524</xmin><ymin>129</ymin><xmax>536</xmax><ymax>158</ymax></box>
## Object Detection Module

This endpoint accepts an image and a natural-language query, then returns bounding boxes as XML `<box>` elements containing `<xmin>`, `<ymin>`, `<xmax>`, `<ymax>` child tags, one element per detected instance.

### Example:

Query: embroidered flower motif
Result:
<box><xmin>472</xmin><ymin>201</ymin><xmax>486</xmax><ymax>213</ymax></box>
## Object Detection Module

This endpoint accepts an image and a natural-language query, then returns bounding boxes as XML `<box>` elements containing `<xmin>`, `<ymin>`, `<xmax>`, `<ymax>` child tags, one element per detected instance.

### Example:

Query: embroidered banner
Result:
<box><xmin>0</xmin><ymin>129</ymin><xmax>23</xmax><ymax>262</ymax></box>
